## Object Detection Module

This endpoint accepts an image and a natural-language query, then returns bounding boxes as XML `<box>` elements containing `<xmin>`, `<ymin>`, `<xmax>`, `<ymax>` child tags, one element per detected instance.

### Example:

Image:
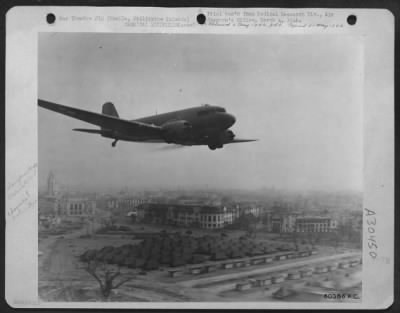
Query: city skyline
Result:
<box><xmin>39</xmin><ymin>169</ymin><xmax>363</xmax><ymax>196</ymax></box>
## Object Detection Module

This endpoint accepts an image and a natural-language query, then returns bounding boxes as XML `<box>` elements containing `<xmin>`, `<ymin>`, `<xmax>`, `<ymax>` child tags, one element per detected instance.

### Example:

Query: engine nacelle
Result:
<box><xmin>161</xmin><ymin>120</ymin><xmax>192</xmax><ymax>143</ymax></box>
<box><xmin>208</xmin><ymin>130</ymin><xmax>236</xmax><ymax>150</ymax></box>
<box><xmin>219</xmin><ymin>130</ymin><xmax>235</xmax><ymax>144</ymax></box>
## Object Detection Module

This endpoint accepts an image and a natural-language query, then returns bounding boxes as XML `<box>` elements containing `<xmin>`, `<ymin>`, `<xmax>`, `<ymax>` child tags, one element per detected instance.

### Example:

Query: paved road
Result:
<box><xmin>179</xmin><ymin>252</ymin><xmax>360</xmax><ymax>288</ymax></box>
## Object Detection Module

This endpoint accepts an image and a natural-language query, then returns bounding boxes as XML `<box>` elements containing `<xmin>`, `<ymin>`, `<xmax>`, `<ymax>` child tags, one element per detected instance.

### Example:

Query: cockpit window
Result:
<box><xmin>197</xmin><ymin>107</ymin><xmax>226</xmax><ymax>116</ymax></box>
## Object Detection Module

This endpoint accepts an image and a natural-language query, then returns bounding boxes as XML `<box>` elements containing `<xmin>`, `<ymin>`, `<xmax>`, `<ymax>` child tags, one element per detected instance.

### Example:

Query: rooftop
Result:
<box><xmin>296</xmin><ymin>216</ymin><xmax>332</xmax><ymax>222</ymax></box>
<box><xmin>137</xmin><ymin>203</ymin><xmax>233</xmax><ymax>214</ymax></box>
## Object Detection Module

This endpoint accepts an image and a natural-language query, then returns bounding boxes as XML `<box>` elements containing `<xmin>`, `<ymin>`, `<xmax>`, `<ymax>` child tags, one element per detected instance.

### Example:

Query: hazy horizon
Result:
<box><xmin>38</xmin><ymin>33</ymin><xmax>363</xmax><ymax>192</ymax></box>
<box><xmin>39</xmin><ymin>179</ymin><xmax>363</xmax><ymax>195</ymax></box>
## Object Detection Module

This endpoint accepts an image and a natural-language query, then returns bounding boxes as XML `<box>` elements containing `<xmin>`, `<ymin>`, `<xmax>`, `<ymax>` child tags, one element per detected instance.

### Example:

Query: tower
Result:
<box><xmin>47</xmin><ymin>171</ymin><xmax>57</xmax><ymax>197</ymax></box>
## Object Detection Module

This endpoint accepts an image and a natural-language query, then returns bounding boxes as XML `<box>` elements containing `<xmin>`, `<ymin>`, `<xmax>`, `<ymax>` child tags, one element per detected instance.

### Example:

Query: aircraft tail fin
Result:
<box><xmin>102</xmin><ymin>102</ymin><xmax>119</xmax><ymax>117</ymax></box>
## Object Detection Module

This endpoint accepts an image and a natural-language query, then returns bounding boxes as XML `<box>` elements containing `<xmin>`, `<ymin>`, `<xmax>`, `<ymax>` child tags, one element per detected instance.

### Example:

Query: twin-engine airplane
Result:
<box><xmin>38</xmin><ymin>100</ymin><xmax>257</xmax><ymax>150</ymax></box>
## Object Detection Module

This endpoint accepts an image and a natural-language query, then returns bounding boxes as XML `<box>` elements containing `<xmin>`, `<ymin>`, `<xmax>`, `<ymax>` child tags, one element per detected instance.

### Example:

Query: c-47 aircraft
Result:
<box><xmin>38</xmin><ymin>100</ymin><xmax>257</xmax><ymax>150</ymax></box>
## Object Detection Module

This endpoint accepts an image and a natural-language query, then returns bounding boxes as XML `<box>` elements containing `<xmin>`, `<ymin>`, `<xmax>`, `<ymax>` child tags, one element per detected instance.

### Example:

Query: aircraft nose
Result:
<box><xmin>224</xmin><ymin>113</ymin><xmax>236</xmax><ymax>128</ymax></box>
<box><xmin>228</xmin><ymin>113</ymin><xmax>236</xmax><ymax>126</ymax></box>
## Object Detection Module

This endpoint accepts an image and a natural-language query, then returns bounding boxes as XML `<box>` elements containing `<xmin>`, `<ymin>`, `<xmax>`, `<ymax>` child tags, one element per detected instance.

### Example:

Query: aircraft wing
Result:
<box><xmin>227</xmin><ymin>139</ymin><xmax>258</xmax><ymax>144</ymax></box>
<box><xmin>38</xmin><ymin>99</ymin><xmax>162</xmax><ymax>137</ymax></box>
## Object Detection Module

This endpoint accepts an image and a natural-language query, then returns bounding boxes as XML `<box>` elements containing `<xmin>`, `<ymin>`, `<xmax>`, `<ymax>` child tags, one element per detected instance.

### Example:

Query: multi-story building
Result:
<box><xmin>262</xmin><ymin>204</ymin><xmax>338</xmax><ymax>233</ymax></box>
<box><xmin>58</xmin><ymin>198</ymin><xmax>96</xmax><ymax>219</ymax></box>
<box><xmin>235</xmin><ymin>203</ymin><xmax>262</xmax><ymax>218</ymax></box>
<box><xmin>270</xmin><ymin>213</ymin><xmax>298</xmax><ymax>233</ymax></box>
<box><xmin>137</xmin><ymin>203</ymin><xmax>235</xmax><ymax>229</ymax></box>
<box><xmin>295</xmin><ymin>216</ymin><xmax>337</xmax><ymax>232</ymax></box>
<box><xmin>107</xmin><ymin>197</ymin><xmax>147</xmax><ymax>214</ymax></box>
<box><xmin>172</xmin><ymin>206</ymin><xmax>234</xmax><ymax>229</ymax></box>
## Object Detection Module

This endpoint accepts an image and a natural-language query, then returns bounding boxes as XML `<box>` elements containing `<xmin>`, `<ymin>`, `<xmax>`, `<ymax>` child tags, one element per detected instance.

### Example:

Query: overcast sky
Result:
<box><xmin>38</xmin><ymin>32</ymin><xmax>363</xmax><ymax>193</ymax></box>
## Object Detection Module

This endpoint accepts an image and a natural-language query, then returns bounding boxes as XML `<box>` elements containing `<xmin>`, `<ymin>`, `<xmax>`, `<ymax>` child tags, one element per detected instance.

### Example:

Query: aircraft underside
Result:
<box><xmin>102</xmin><ymin>129</ymin><xmax>236</xmax><ymax>150</ymax></box>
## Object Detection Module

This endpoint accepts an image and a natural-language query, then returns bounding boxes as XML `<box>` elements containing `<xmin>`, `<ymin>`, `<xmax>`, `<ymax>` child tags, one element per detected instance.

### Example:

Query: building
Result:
<box><xmin>262</xmin><ymin>203</ymin><xmax>298</xmax><ymax>233</ymax></box>
<box><xmin>137</xmin><ymin>203</ymin><xmax>235</xmax><ymax>229</ymax></box>
<box><xmin>234</xmin><ymin>203</ymin><xmax>262</xmax><ymax>218</ymax></box>
<box><xmin>136</xmin><ymin>203</ymin><xmax>170</xmax><ymax>224</ymax></box>
<box><xmin>270</xmin><ymin>213</ymin><xmax>298</xmax><ymax>233</ymax></box>
<box><xmin>337</xmin><ymin>211</ymin><xmax>362</xmax><ymax>233</ymax></box>
<box><xmin>58</xmin><ymin>197</ymin><xmax>96</xmax><ymax>220</ymax></box>
<box><xmin>38</xmin><ymin>171</ymin><xmax>59</xmax><ymax>217</ymax></box>
<box><xmin>46</xmin><ymin>171</ymin><xmax>58</xmax><ymax>197</ymax></box>
<box><xmin>107</xmin><ymin>197</ymin><xmax>147</xmax><ymax>214</ymax></box>
<box><xmin>38</xmin><ymin>215</ymin><xmax>61</xmax><ymax>230</ymax></box>
<box><xmin>263</xmin><ymin>203</ymin><xmax>338</xmax><ymax>233</ymax></box>
<box><xmin>171</xmin><ymin>205</ymin><xmax>234</xmax><ymax>229</ymax></box>
<box><xmin>295</xmin><ymin>216</ymin><xmax>337</xmax><ymax>232</ymax></box>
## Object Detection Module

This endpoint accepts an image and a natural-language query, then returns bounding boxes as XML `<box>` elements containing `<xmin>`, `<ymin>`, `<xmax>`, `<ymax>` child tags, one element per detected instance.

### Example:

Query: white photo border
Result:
<box><xmin>5</xmin><ymin>6</ymin><xmax>394</xmax><ymax>309</ymax></box>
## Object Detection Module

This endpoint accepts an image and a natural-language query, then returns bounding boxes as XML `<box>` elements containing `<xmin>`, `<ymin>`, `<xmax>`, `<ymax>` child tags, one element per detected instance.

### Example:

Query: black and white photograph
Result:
<box><xmin>37</xmin><ymin>31</ymin><xmax>364</xmax><ymax>302</ymax></box>
<box><xmin>5</xmin><ymin>7</ymin><xmax>394</xmax><ymax>309</ymax></box>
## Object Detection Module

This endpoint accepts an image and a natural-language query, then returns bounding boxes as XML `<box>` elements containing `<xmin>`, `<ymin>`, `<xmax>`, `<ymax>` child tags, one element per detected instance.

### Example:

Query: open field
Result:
<box><xmin>39</xmin><ymin>223</ymin><xmax>361</xmax><ymax>302</ymax></box>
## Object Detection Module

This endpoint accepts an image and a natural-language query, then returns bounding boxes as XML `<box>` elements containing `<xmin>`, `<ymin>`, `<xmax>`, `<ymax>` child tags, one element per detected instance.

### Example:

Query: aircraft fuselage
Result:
<box><xmin>112</xmin><ymin>105</ymin><xmax>236</xmax><ymax>147</ymax></box>
<box><xmin>38</xmin><ymin>99</ymin><xmax>256</xmax><ymax>150</ymax></box>
<box><xmin>136</xmin><ymin>105</ymin><xmax>235</xmax><ymax>131</ymax></box>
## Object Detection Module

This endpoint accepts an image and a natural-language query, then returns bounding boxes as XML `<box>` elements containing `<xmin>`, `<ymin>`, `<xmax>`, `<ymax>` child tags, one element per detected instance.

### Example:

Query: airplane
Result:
<box><xmin>38</xmin><ymin>99</ymin><xmax>257</xmax><ymax>150</ymax></box>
